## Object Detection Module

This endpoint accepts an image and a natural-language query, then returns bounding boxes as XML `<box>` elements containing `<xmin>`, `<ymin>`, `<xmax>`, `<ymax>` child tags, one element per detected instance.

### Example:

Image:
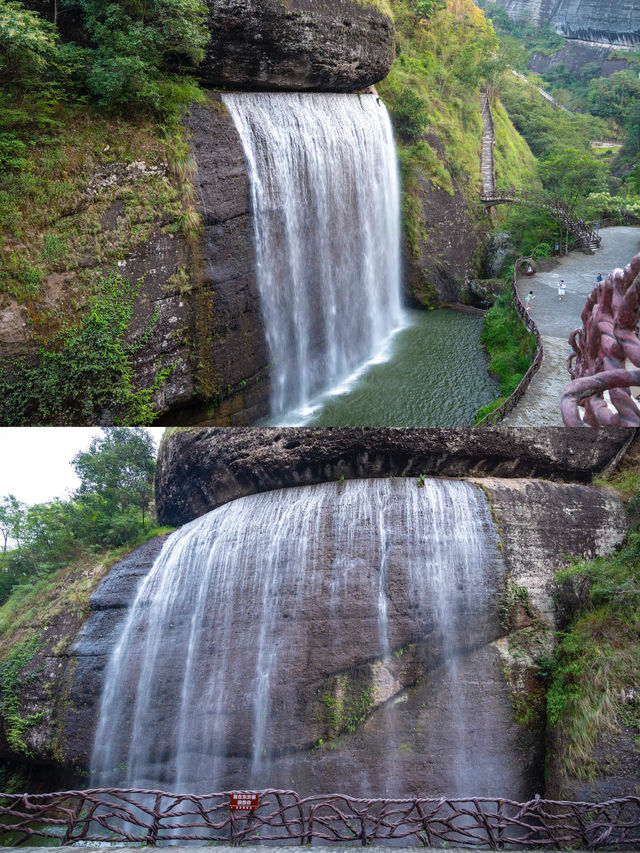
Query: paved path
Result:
<box><xmin>502</xmin><ymin>225</ymin><xmax>640</xmax><ymax>426</ymax></box>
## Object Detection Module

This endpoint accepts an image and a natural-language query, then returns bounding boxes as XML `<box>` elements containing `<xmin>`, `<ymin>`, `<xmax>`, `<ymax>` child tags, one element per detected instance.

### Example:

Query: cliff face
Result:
<box><xmin>549</xmin><ymin>0</ymin><xmax>640</xmax><ymax>47</ymax></box>
<box><xmin>402</xmin><ymin>134</ymin><xmax>481</xmax><ymax>306</ymax></box>
<box><xmin>0</xmin><ymin>474</ymin><xmax>627</xmax><ymax>798</ymax></box>
<box><xmin>125</xmin><ymin>98</ymin><xmax>271</xmax><ymax>427</ymax></box>
<box><xmin>492</xmin><ymin>0</ymin><xmax>640</xmax><ymax>47</ymax></box>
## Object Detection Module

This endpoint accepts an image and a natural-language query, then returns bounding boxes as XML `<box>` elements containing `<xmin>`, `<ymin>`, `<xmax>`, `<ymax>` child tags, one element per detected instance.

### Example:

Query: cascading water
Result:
<box><xmin>221</xmin><ymin>93</ymin><xmax>405</xmax><ymax>422</ymax></box>
<box><xmin>91</xmin><ymin>478</ymin><xmax>511</xmax><ymax>798</ymax></box>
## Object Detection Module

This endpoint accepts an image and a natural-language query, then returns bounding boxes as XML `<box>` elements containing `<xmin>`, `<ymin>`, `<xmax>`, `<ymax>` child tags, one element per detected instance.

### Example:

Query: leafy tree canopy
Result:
<box><xmin>0</xmin><ymin>0</ymin><xmax>210</xmax><ymax>115</ymax></box>
<box><xmin>65</xmin><ymin>0</ymin><xmax>210</xmax><ymax>112</ymax></box>
<box><xmin>538</xmin><ymin>147</ymin><xmax>606</xmax><ymax>205</ymax></box>
<box><xmin>0</xmin><ymin>428</ymin><xmax>158</xmax><ymax>606</ymax></box>
<box><xmin>73</xmin><ymin>427</ymin><xmax>156</xmax><ymax>521</ymax></box>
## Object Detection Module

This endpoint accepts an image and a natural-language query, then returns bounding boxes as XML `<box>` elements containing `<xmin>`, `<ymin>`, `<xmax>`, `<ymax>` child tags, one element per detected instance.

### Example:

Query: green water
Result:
<box><xmin>271</xmin><ymin>308</ymin><xmax>500</xmax><ymax>427</ymax></box>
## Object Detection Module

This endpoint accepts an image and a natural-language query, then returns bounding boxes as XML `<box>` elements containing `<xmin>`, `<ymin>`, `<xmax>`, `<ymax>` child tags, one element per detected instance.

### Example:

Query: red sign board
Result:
<box><xmin>229</xmin><ymin>792</ymin><xmax>259</xmax><ymax>812</ymax></box>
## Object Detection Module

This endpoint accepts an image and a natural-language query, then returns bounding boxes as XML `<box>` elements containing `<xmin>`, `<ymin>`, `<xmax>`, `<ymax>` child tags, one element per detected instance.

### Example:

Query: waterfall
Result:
<box><xmin>91</xmin><ymin>478</ymin><xmax>505</xmax><ymax>796</ymax></box>
<box><xmin>221</xmin><ymin>93</ymin><xmax>405</xmax><ymax>422</ymax></box>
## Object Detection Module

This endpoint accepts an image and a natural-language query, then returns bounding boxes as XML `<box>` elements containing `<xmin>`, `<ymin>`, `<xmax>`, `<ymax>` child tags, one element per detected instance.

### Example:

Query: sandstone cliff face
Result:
<box><xmin>403</xmin><ymin>134</ymin><xmax>481</xmax><ymax>306</ymax></box>
<box><xmin>199</xmin><ymin>0</ymin><xmax>395</xmax><ymax>92</ymax></box>
<box><xmin>154</xmin><ymin>426</ymin><xmax>634</xmax><ymax>526</ymax></box>
<box><xmin>528</xmin><ymin>42</ymin><xmax>630</xmax><ymax>80</ymax></box>
<box><xmin>1</xmin><ymin>472</ymin><xmax>627</xmax><ymax>799</ymax></box>
<box><xmin>492</xmin><ymin>0</ymin><xmax>640</xmax><ymax>47</ymax></box>
<box><xmin>495</xmin><ymin>0</ymin><xmax>556</xmax><ymax>27</ymax></box>
<box><xmin>549</xmin><ymin>0</ymin><xmax>640</xmax><ymax>47</ymax></box>
<box><xmin>116</xmin><ymin>98</ymin><xmax>271</xmax><ymax>426</ymax></box>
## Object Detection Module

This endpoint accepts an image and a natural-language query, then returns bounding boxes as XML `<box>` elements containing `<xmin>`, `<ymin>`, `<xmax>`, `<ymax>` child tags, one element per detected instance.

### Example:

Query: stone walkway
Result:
<box><xmin>502</xmin><ymin>225</ymin><xmax>640</xmax><ymax>426</ymax></box>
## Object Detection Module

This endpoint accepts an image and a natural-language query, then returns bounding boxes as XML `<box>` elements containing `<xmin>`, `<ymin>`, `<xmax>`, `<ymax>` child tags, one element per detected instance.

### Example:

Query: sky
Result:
<box><xmin>0</xmin><ymin>428</ymin><xmax>165</xmax><ymax>506</ymax></box>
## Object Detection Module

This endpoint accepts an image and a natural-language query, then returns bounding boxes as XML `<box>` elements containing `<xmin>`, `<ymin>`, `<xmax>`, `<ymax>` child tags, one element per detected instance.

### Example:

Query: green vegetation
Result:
<box><xmin>479</xmin><ymin>0</ymin><xmax>640</xmax><ymax>165</ymax></box>
<box><xmin>0</xmin><ymin>637</ymin><xmax>45</xmax><ymax>756</ymax></box>
<box><xmin>0</xmin><ymin>0</ymin><xmax>209</xmax><ymax>122</ymax></box>
<box><xmin>317</xmin><ymin>674</ymin><xmax>375</xmax><ymax>738</ymax></box>
<box><xmin>380</xmin><ymin>0</ymin><xmax>500</xmax><ymax>202</ymax></box>
<box><xmin>500</xmin><ymin>580</ymin><xmax>533</xmax><ymax>632</ymax></box>
<box><xmin>0</xmin><ymin>274</ymin><xmax>173</xmax><ymax>425</ymax></box>
<box><xmin>0</xmin><ymin>0</ymin><xmax>209</xmax><ymax>424</ymax></box>
<box><xmin>475</xmin><ymin>2</ymin><xmax>564</xmax><ymax>60</ymax></box>
<box><xmin>0</xmin><ymin>428</ymin><xmax>160</xmax><ymax>607</ymax></box>
<box><xmin>376</xmin><ymin>0</ymin><xmax>537</xmax><ymax>305</ymax></box>
<box><xmin>492</xmin><ymin>98</ymin><xmax>537</xmax><ymax>190</ymax></box>
<box><xmin>0</xmin><ymin>428</ymin><xmax>173</xmax><ymax>765</ymax></box>
<box><xmin>474</xmin><ymin>292</ymin><xmax>536</xmax><ymax>421</ymax></box>
<box><xmin>546</xmin><ymin>451</ymin><xmax>640</xmax><ymax>781</ymax></box>
<box><xmin>355</xmin><ymin>0</ymin><xmax>394</xmax><ymax>16</ymax></box>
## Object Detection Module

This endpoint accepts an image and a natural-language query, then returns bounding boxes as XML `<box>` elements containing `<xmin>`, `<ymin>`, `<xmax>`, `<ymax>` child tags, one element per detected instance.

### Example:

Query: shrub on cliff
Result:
<box><xmin>474</xmin><ymin>292</ymin><xmax>536</xmax><ymax>421</ymax></box>
<box><xmin>1</xmin><ymin>0</ymin><xmax>210</xmax><ymax>120</ymax></box>
<box><xmin>546</xmin><ymin>459</ymin><xmax>640</xmax><ymax>783</ymax></box>
<box><xmin>65</xmin><ymin>0</ymin><xmax>209</xmax><ymax>114</ymax></box>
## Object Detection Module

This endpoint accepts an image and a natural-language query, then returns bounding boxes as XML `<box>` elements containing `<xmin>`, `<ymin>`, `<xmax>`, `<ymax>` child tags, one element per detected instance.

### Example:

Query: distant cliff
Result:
<box><xmin>487</xmin><ymin>0</ymin><xmax>640</xmax><ymax>47</ymax></box>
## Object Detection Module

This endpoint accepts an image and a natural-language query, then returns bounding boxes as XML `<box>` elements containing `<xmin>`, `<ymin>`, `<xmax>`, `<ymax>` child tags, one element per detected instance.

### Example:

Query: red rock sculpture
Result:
<box><xmin>562</xmin><ymin>253</ymin><xmax>640</xmax><ymax>426</ymax></box>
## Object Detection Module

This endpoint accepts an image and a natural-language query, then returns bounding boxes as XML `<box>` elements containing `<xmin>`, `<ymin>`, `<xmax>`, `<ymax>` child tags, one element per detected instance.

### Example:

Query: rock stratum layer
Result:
<box><xmin>491</xmin><ymin>0</ymin><xmax>640</xmax><ymax>47</ymax></box>
<box><xmin>155</xmin><ymin>426</ymin><xmax>634</xmax><ymax>526</ymax></box>
<box><xmin>199</xmin><ymin>0</ymin><xmax>395</xmax><ymax>91</ymax></box>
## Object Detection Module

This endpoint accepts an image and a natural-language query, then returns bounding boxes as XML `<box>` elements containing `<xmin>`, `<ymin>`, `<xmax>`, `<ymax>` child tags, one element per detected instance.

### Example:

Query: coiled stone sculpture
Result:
<box><xmin>562</xmin><ymin>254</ymin><xmax>640</xmax><ymax>426</ymax></box>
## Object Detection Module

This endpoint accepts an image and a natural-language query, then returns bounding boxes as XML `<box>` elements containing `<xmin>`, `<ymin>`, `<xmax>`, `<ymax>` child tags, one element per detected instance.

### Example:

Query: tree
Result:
<box><xmin>72</xmin><ymin>428</ymin><xmax>156</xmax><ymax>529</ymax></box>
<box><xmin>538</xmin><ymin>148</ymin><xmax>606</xmax><ymax>209</ymax></box>
<box><xmin>64</xmin><ymin>0</ymin><xmax>210</xmax><ymax>113</ymax></box>
<box><xmin>0</xmin><ymin>0</ymin><xmax>59</xmax><ymax>89</ymax></box>
<box><xmin>411</xmin><ymin>0</ymin><xmax>445</xmax><ymax>19</ymax></box>
<box><xmin>0</xmin><ymin>495</ymin><xmax>25</xmax><ymax>551</ymax></box>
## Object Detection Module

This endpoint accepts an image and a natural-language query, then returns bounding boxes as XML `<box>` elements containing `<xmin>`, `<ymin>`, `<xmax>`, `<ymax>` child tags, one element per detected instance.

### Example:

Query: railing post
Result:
<box><xmin>230</xmin><ymin>809</ymin><xmax>238</xmax><ymax>847</ymax></box>
<box><xmin>145</xmin><ymin>793</ymin><xmax>163</xmax><ymax>846</ymax></box>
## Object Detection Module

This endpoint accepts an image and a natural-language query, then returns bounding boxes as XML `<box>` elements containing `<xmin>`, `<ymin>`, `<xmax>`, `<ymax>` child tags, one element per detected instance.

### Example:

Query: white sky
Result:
<box><xmin>0</xmin><ymin>428</ymin><xmax>165</xmax><ymax>506</ymax></box>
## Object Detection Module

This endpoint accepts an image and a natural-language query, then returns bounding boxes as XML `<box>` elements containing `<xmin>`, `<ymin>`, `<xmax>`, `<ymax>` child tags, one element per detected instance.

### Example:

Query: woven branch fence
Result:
<box><xmin>475</xmin><ymin>255</ymin><xmax>544</xmax><ymax>427</ymax></box>
<box><xmin>2</xmin><ymin>789</ymin><xmax>640</xmax><ymax>848</ymax></box>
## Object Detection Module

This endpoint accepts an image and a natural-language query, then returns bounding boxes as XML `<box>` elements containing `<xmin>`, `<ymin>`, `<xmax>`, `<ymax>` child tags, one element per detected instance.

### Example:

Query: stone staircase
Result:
<box><xmin>479</xmin><ymin>91</ymin><xmax>496</xmax><ymax>199</ymax></box>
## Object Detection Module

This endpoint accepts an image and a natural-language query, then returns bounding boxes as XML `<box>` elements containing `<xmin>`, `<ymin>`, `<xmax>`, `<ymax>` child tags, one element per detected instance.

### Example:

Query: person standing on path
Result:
<box><xmin>525</xmin><ymin>290</ymin><xmax>535</xmax><ymax>311</ymax></box>
<box><xmin>558</xmin><ymin>280</ymin><xmax>566</xmax><ymax>300</ymax></box>
<box><xmin>596</xmin><ymin>272</ymin><xmax>604</xmax><ymax>284</ymax></box>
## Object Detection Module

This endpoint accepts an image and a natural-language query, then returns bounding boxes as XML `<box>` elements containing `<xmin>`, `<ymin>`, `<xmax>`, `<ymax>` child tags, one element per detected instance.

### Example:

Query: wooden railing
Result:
<box><xmin>1</xmin><ymin>788</ymin><xmax>639</xmax><ymax>848</ymax></box>
<box><xmin>475</xmin><ymin>256</ymin><xmax>543</xmax><ymax>427</ymax></box>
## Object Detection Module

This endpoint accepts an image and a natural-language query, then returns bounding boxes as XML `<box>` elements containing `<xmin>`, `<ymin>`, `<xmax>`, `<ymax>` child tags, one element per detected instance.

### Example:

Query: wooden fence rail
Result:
<box><xmin>2</xmin><ymin>789</ymin><xmax>640</xmax><ymax>848</ymax></box>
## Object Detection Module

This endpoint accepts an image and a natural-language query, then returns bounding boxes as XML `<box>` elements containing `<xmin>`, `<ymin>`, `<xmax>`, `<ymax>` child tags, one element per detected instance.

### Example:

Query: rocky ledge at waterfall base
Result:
<box><xmin>0</xmin><ymin>428</ymin><xmax>636</xmax><ymax>801</ymax></box>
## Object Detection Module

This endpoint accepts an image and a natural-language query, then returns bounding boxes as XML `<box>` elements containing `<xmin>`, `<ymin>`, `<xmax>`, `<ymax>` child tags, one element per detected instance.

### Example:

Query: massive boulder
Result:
<box><xmin>154</xmin><ymin>426</ymin><xmax>634</xmax><ymax>526</ymax></box>
<box><xmin>199</xmin><ymin>0</ymin><xmax>395</xmax><ymax>92</ymax></box>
